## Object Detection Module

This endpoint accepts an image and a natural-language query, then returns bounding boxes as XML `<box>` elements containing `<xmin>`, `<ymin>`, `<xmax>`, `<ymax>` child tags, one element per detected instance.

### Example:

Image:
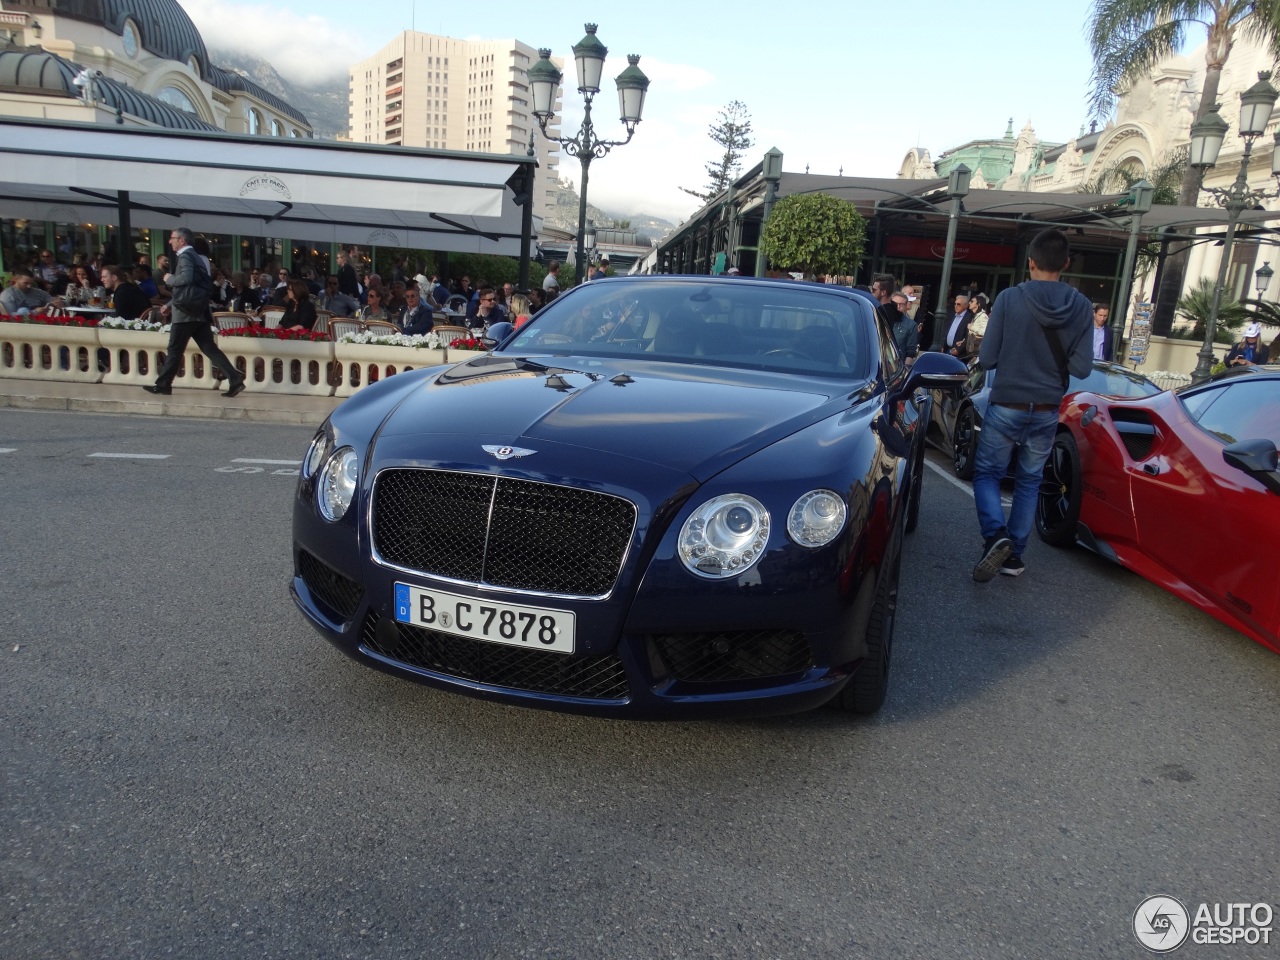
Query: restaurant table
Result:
<box><xmin>64</xmin><ymin>305</ymin><xmax>116</xmax><ymax>316</ymax></box>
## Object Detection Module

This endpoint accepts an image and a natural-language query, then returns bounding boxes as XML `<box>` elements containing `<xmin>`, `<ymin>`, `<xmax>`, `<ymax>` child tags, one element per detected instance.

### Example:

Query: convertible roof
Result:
<box><xmin>0</xmin><ymin>118</ymin><xmax>538</xmax><ymax>255</ymax></box>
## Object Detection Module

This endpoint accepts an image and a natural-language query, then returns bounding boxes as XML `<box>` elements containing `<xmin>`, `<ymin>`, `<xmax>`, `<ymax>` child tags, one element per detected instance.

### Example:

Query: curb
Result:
<box><xmin>0</xmin><ymin>380</ymin><xmax>340</xmax><ymax>426</ymax></box>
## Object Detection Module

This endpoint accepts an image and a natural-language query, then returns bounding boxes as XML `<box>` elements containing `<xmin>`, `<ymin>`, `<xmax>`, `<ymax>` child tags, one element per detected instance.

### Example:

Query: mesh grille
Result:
<box><xmin>373</xmin><ymin>469</ymin><xmax>636</xmax><ymax>596</ymax></box>
<box><xmin>651</xmin><ymin>630</ymin><xmax>813</xmax><ymax>683</ymax></box>
<box><xmin>362</xmin><ymin>610</ymin><xmax>631</xmax><ymax>701</ymax></box>
<box><xmin>298</xmin><ymin>550</ymin><xmax>364</xmax><ymax>621</ymax></box>
<box><xmin>1119</xmin><ymin>431</ymin><xmax>1154</xmax><ymax>460</ymax></box>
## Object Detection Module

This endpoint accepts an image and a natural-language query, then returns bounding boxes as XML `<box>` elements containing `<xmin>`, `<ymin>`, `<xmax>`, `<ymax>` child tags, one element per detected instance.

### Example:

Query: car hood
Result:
<box><xmin>375</xmin><ymin>354</ymin><xmax>854</xmax><ymax>481</ymax></box>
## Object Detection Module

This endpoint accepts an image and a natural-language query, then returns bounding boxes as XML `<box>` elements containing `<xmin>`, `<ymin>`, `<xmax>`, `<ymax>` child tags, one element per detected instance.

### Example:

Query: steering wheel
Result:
<box><xmin>763</xmin><ymin>348</ymin><xmax>811</xmax><ymax>360</ymax></box>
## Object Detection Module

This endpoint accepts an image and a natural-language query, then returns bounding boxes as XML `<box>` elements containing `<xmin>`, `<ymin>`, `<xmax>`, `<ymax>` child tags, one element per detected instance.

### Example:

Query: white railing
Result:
<box><xmin>0</xmin><ymin>321</ymin><xmax>486</xmax><ymax>400</ymax></box>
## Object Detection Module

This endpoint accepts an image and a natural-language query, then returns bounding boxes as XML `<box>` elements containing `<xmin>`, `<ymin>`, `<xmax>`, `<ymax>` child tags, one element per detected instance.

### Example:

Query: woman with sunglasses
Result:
<box><xmin>358</xmin><ymin>287</ymin><xmax>390</xmax><ymax>323</ymax></box>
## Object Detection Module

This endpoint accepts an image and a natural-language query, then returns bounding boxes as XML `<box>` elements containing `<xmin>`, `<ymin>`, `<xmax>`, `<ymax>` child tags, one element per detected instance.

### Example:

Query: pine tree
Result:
<box><xmin>680</xmin><ymin>101</ymin><xmax>754</xmax><ymax>202</ymax></box>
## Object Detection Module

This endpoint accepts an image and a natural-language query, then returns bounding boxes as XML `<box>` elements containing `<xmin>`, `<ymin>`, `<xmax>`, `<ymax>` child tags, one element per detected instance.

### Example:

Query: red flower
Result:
<box><xmin>217</xmin><ymin>325</ymin><xmax>329</xmax><ymax>342</ymax></box>
<box><xmin>0</xmin><ymin>313</ymin><xmax>99</xmax><ymax>328</ymax></box>
<box><xmin>449</xmin><ymin>337</ymin><xmax>483</xmax><ymax>350</ymax></box>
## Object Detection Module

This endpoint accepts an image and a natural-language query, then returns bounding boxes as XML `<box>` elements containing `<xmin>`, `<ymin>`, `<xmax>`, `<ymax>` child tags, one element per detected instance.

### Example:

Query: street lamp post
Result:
<box><xmin>1111</xmin><ymin>178</ymin><xmax>1156</xmax><ymax>358</ymax></box>
<box><xmin>528</xmin><ymin>26</ymin><xmax>649</xmax><ymax>286</ymax></box>
<box><xmin>1188</xmin><ymin>72</ymin><xmax>1280</xmax><ymax>380</ymax></box>
<box><xmin>754</xmin><ymin>147</ymin><xmax>784</xmax><ymax>277</ymax></box>
<box><xmin>930</xmin><ymin>163</ymin><xmax>971</xmax><ymax>351</ymax></box>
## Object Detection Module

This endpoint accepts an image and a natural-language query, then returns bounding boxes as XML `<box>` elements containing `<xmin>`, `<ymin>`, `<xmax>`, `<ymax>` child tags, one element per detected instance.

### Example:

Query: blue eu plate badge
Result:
<box><xmin>394</xmin><ymin>583</ymin><xmax>411</xmax><ymax>622</ymax></box>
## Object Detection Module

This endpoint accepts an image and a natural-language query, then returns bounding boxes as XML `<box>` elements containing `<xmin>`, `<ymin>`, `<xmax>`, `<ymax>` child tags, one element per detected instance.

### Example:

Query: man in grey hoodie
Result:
<box><xmin>971</xmin><ymin>228</ymin><xmax>1092</xmax><ymax>581</ymax></box>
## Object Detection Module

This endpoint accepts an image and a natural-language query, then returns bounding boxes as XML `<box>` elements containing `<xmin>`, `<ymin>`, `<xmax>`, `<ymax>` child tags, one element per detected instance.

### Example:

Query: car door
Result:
<box><xmin>1129</xmin><ymin>379</ymin><xmax>1280</xmax><ymax>641</ymax></box>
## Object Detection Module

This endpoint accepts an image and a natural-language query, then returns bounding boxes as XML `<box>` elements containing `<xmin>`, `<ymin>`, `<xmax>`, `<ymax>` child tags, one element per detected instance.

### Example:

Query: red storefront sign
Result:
<box><xmin>885</xmin><ymin>236</ymin><xmax>1015</xmax><ymax>266</ymax></box>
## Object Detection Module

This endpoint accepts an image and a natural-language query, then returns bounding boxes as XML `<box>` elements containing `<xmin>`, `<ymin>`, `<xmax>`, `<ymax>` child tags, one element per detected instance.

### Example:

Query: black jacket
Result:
<box><xmin>110</xmin><ymin>280</ymin><xmax>152</xmax><ymax>321</ymax></box>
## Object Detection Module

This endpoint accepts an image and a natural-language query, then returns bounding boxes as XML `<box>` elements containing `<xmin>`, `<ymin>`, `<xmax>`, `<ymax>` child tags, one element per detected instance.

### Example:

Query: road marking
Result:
<box><xmin>925</xmin><ymin>459</ymin><xmax>1013</xmax><ymax>507</ymax></box>
<box><xmin>0</xmin><ymin>448</ymin><xmax>15</xmax><ymax>454</ymax></box>
<box><xmin>88</xmin><ymin>452</ymin><xmax>170</xmax><ymax>460</ymax></box>
<box><xmin>232</xmin><ymin>458</ymin><xmax>302</xmax><ymax>465</ymax></box>
<box><xmin>925</xmin><ymin>459</ymin><xmax>974</xmax><ymax>497</ymax></box>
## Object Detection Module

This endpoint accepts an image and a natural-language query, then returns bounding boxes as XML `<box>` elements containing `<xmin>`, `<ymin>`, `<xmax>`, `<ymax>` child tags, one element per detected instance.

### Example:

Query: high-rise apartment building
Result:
<box><xmin>349</xmin><ymin>31</ymin><xmax>562</xmax><ymax>224</ymax></box>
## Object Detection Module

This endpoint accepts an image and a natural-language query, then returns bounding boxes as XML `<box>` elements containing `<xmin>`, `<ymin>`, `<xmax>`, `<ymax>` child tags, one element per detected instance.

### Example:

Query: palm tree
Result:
<box><xmin>1176</xmin><ymin>277</ymin><xmax>1252</xmax><ymax>340</ymax></box>
<box><xmin>1088</xmin><ymin>0</ymin><xmax>1280</xmax><ymax>334</ymax></box>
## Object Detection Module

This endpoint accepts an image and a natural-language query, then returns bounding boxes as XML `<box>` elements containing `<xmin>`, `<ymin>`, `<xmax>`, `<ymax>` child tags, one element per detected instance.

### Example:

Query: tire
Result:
<box><xmin>904</xmin><ymin>439</ymin><xmax>925</xmax><ymax>534</ymax></box>
<box><xmin>952</xmin><ymin>406</ymin><xmax>977</xmax><ymax>480</ymax></box>
<box><xmin>1036</xmin><ymin>431</ymin><xmax>1081</xmax><ymax>547</ymax></box>
<box><xmin>834</xmin><ymin>552</ymin><xmax>901</xmax><ymax>716</ymax></box>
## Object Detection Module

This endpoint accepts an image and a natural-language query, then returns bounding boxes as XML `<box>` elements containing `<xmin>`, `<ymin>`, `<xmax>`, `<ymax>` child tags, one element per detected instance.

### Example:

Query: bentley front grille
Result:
<box><xmin>372</xmin><ymin>469</ymin><xmax>635</xmax><ymax>597</ymax></box>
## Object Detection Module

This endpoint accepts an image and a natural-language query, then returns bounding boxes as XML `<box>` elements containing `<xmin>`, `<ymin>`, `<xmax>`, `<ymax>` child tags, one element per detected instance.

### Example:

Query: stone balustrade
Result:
<box><xmin>0</xmin><ymin>322</ymin><xmax>491</xmax><ymax>400</ymax></box>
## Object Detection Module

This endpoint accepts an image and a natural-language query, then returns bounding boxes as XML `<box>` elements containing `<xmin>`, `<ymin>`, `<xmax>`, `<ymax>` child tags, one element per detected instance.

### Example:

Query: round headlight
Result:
<box><xmin>302</xmin><ymin>430</ymin><xmax>328</xmax><ymax>479</ymax></box>
<box><xmin>678</xmin><ymin>494</ymin><xmax>769</xmax><ymax>579</ymax></box>
<box><xmin>318</xmin><ymin>447</ymin><xmax>358</xmax><ymax>521</ymax></box>
<box><xmin>787</xmin><ymin>489</ymin><xmax>847</xmax><ymax>547</ymax></box>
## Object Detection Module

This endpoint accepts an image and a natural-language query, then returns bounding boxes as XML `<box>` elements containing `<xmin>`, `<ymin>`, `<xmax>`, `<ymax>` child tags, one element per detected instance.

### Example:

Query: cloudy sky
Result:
<box><xmin>178</xmin><ymin>0</ymin><xmax>1119</xmax><ymax>224</ymax></box>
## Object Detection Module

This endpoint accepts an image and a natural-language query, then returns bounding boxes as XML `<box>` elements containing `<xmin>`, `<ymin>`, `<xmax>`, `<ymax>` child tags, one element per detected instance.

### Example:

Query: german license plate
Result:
<box><xmin>393</xmin><ymin>583</ymin><xmax>575</xmax><ymax>654</ymax></box>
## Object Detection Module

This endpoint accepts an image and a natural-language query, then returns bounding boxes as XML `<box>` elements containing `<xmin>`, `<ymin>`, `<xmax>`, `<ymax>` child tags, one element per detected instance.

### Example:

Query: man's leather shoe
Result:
<box><xmin>222</xmin><ymin>380</ymin><xmax>246</xmax><ymax>399</ymax></box>
<box><xmin>142</xmin><ymin>385</ymin><xmax>172</xmax><ymax>395</ymax></box>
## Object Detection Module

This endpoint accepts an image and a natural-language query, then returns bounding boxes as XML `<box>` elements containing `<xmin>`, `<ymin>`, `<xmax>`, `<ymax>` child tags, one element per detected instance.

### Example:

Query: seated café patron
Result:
<box><xmin>101</xmin><ymin>265</ymin><xmax>150</xmax><ymax>320</ymax></box>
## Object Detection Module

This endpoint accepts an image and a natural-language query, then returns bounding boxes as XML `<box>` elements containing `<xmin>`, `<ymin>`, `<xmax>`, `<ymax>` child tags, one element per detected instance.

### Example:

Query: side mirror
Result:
<box><xmin>1223</xmin><ymin>438</ymin><xmax>1280</xmax><ymax>494</ymax></box>
<box><xmin>903</xmin><ymin>351</ymin><xmax>968</xmax><ymax>393</ymax></box>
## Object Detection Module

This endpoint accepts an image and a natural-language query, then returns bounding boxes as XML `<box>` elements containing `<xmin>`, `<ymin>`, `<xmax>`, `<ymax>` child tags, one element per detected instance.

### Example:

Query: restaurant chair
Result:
<box><xmin>260</xmin><ymin>307</ymin><xmax>284</xmax><ymax>329</ymax></box>
<box><xmin>213</xmin><ymin>311</ymin><xmax>254</xmax><ymax>331</ymax></box>
<box><xmin>329</xmin><ymin>319</ymin><xmax>363</xmax><ymax>340</ymax></box>
<box><xmin>433</xmin><ymin>324</ymin><xmax>470</xmax><ymax>342</ymax></box>
<box><xmin>362</xmin><ymin>320</ymin><xmax>400</xmax><ymax>335</ymax></box>
<box><xmin>312</xmin><ymin>311</ymin><xmax>331</xmax><ymax>337</ymax></box>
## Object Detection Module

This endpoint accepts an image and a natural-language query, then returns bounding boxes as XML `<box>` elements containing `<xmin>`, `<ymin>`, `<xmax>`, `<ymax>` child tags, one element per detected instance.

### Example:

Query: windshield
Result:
<box><xmin>502</xmin><ymin>280</ymin><xmax>870</xmax><ymax>378</ymax></box>
<box><xmin>1072</xmin><ymin>364</ymin><xmax>1161</xmax><ymax>398</ymax></box>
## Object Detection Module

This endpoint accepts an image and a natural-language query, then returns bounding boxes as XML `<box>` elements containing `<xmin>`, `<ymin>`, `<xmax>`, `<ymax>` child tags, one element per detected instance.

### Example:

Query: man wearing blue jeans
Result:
<box><xmin>972</xmin><ymin>228</ymin><xmax>1093</xmax><ymax>581</ymax></box>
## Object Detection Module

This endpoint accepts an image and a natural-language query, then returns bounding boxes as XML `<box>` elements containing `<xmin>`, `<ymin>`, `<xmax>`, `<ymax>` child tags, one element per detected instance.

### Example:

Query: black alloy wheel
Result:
<box><xmin>1036</xmin><ymin>431</ymin><xmax>1082</xmax><ymax>547</ymax></box>
<box><xmin>834</xmin><ymin>547</ymin><xmax>901</xmax><ymax>716</ymax></box>
<box><xmin>904</xmin><ymin>436</ymin><xmax>925</xmax><ymax>534</ymax></box>
<box><xmin>953</xmin><ymin>406</ymin><xmax>977</xmax><ymax>480</ymax></box>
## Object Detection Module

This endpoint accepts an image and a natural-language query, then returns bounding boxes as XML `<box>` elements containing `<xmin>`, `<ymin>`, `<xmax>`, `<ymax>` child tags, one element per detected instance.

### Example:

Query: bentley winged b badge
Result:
<box><xmin>482</xmin><ymin>445</ymin><xmax>537</xmax><ymax>460</ymax></box>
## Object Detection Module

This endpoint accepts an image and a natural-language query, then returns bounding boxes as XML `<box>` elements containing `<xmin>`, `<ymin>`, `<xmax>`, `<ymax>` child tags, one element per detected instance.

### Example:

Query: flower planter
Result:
<box><xmin>444</xmin><ymin>346</ymin><xmax>486</xmax><ymax>364</ymax></box>
<box><xmin>331</xmin><ymin>343</ymin><xmax>446</xmax><ymax>398</ymax></box>
<box><xmin>0</xmin><ymin>321</ymin><xmax>102</xmax><ymax>384</ymax></box>
<box><xmin>218</xmin><ymin>336</ymin><xmax>335</xmax><ymax>397</ymax></box>
<box><xmin>97</xmin><ymin>329</ymin><xmax>218</xmax><ymax>390</ymax></box>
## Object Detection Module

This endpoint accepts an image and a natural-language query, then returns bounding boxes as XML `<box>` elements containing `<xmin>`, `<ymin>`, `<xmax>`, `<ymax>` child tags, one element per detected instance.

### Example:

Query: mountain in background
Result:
<box><xmin>208</xmin><ymin>49</ymin><xmax>678</xmax><ymax>240</ymax></box>
<box><xmin>543</xmin><ymin>177</ymin><xmax>676</xmax><ymax>243</ymax></box>
<box><xmin>210</xmin><ymin>49</ymin><xmax>349</xmax><ymax>140</ymax></box>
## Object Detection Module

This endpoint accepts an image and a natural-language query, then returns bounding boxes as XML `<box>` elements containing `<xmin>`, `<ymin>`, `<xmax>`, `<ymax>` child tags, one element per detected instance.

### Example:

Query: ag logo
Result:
<box><xmin>1133</xmin><ymin>896</ymin><xmax>1190</xmax><ymax>952</ymax></box>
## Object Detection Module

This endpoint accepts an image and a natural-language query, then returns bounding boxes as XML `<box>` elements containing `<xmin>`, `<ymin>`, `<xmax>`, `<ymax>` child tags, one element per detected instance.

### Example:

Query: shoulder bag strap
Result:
<box><xmin>1038</xmin><ymin>323</ymin><xmax>1070</xmax><ymax>390</ymax></box>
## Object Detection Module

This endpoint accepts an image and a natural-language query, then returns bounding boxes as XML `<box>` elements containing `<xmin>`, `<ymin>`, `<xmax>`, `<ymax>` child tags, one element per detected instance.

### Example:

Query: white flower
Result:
<box><xmin>99</xmin><ymin>315</ymin><xmax>165</xmax><ymax>332</ymax></box>
<box><xmin>336</xmin><ymin>332</ymin><xmax>442</xmax><ymax>348</ymax></box>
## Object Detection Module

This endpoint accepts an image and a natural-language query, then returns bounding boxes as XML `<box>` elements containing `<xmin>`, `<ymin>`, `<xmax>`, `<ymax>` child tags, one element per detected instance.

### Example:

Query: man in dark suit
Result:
<box><xmin>943</xmin><ymin>293</ymin><xmax>974</xmax><ymax>359</ymax></box>
<box><xmin>1091</xmin><ymin>303</ymin><xmax>1117</xmax><ymax>361</ymax></box>
<box><xmin>144</xmin><ymin>227</ymin><xmax>245</xmax><ymax>398</ymax></box>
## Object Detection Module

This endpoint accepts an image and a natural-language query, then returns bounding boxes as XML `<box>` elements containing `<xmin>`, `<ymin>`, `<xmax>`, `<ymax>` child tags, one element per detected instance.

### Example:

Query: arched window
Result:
<box><xmin>157</xmin><ymin>86</ymin><xmax>197</xmax><ymax>114</ymax></box>
<box><xmin>270</xmin><ymin>118</ymin><xmax>282</xmax><ymax>136</ymax></box>
<box><xmin>247</xmin><ymin>108</ymin><xmax>262</xmax><ymax>135</ymax></box>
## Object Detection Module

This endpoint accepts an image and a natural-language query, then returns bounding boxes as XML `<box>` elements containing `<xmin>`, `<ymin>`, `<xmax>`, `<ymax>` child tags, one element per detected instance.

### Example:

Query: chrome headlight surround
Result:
<box><xmin>678</xmin><ymin>493</ymin><xmax>770</xmax><ymax>579</ymax></box>
<box><xmin>302</xmin><ymin>429</ymin><xmax>329</xmax><ymax>479</ymax></box>
<box><xmin>786</xmin><ymin>489</ymin><xmax>847</xmax><ymax>547</ymax></box>
<box><xmin>317</xmin><ymin>446</ymin><xmax>359</xmax><ymax>522</ymax></box>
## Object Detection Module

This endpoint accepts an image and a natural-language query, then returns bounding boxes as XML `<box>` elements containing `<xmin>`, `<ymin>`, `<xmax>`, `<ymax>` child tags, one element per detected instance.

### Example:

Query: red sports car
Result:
<box><xmin>1037</xmin><ymin>364</ymin><xmax>1280</xmax><ymax>654</ymax></box>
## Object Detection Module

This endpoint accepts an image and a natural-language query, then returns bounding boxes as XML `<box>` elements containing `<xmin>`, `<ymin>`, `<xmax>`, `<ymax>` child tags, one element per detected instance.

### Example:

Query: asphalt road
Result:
<box><xmin>2</xmin><ymin>410</ymin><xmax>1277</xmax><ymax>960</ymax></box>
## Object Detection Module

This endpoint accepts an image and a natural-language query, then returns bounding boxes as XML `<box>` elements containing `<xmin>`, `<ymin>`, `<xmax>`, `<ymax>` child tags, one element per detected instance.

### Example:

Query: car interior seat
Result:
<box><xmin>795</xmin><ymin>325</ymin><xmax>845</xmax><ymax>366</ymax></box>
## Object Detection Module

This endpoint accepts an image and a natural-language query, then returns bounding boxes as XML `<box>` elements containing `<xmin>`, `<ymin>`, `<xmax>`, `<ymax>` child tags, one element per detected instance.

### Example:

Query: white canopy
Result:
<box><xmin>0</xmin><ymin>118</ymin><xmax>538</xmax><ymax>255</ymax></box>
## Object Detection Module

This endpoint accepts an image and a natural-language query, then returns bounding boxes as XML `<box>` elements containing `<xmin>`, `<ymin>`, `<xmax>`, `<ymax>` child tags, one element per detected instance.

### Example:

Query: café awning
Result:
<box><xmin>0</xmin><ymin>117</ymin><xmax>539</xmax><ymax>255</ymax></box>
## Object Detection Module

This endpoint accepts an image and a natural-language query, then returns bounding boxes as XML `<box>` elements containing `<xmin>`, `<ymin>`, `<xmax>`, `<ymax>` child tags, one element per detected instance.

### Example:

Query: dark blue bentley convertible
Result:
<box><xmin>291</xmin><ymin>277</ymin><xmax>966</xmax><ymax>718</ymax></box>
